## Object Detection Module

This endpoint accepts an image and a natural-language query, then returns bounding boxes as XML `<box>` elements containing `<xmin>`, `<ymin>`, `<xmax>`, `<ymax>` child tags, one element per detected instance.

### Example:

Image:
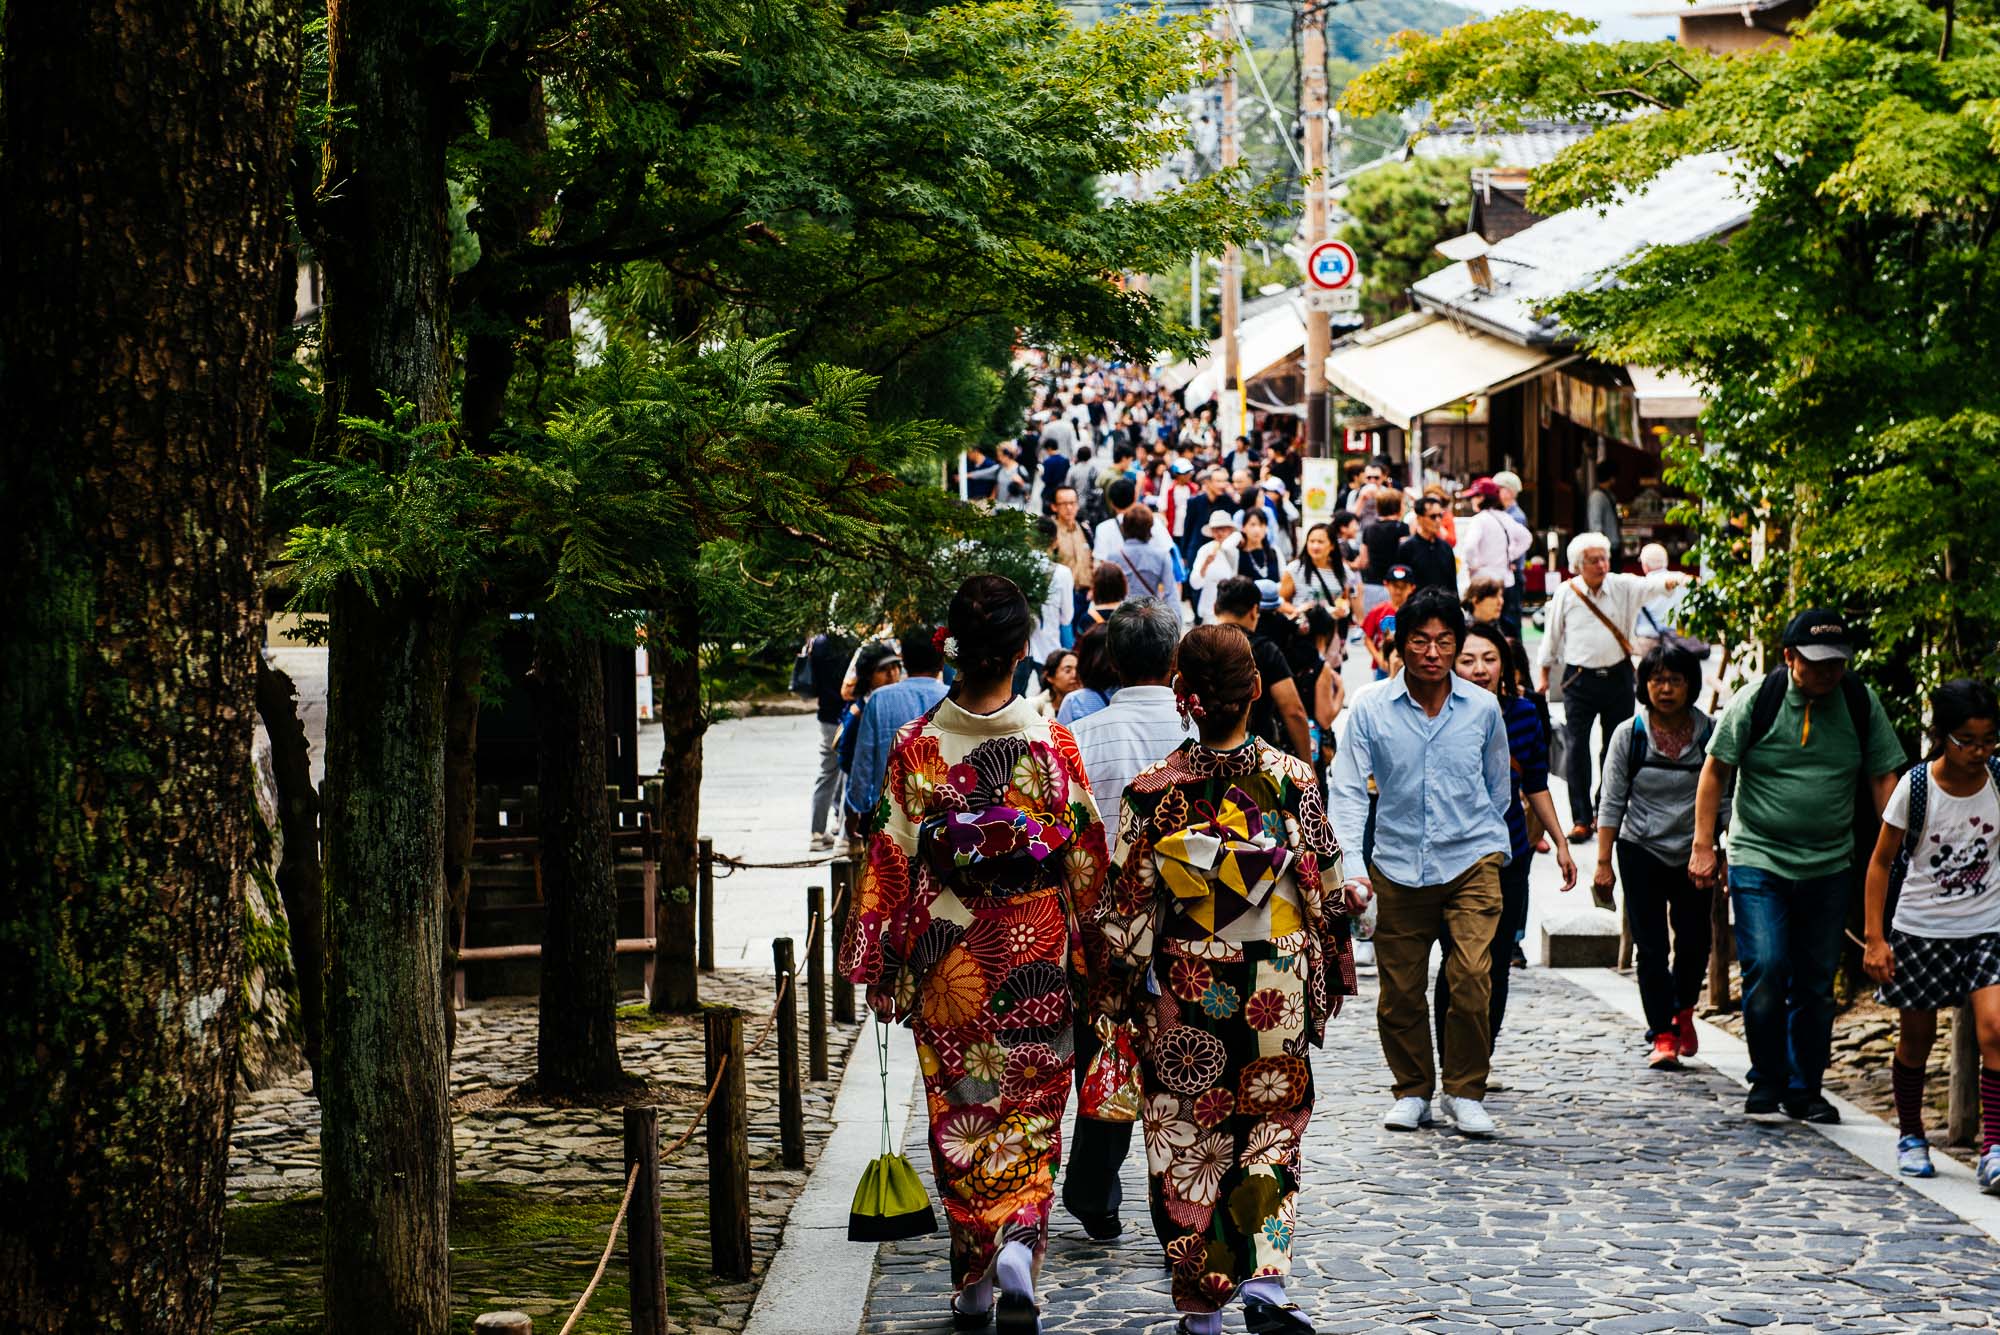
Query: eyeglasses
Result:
<box><xmin>1403</xmin><ymin>635</ymin><xmax>1457</xmax><ymax>655</ymax></box>
<box><xmin>1946</xmin><ymin>734</ymin><xmax>1999</xmax><ymax>753</ymax></box>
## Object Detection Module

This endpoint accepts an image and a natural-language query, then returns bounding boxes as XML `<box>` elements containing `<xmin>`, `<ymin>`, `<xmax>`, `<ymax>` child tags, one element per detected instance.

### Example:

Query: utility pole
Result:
<box><xmin>1301</xmin><ymin>2</ymin><xmax>1330</xmax><ymax>457</ymax></box>
<box><xmin>1218</xmin><ymin>7</ymin><xmax>1242</xmax><ymax>444</ymax></box>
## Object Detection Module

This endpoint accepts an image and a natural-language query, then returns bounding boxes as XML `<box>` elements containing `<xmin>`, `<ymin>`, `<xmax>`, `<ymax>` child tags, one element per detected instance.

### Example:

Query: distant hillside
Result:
<box><xmin>1066</xmin><ymin>0</ymin><xmax>1476</xmax><ymax>63</ymax></box>
<box><xmin>1317</xmin><ymin>0</ymin><xmax>1478</xmax><ymax>64</ymax></box>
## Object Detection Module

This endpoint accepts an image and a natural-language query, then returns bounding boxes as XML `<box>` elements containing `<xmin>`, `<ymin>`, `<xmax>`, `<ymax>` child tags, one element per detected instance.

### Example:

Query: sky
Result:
<box><xmin>1457</xmin><ymin>0</ymin><xmax>1680</xmax><ymax>42</ymax></box>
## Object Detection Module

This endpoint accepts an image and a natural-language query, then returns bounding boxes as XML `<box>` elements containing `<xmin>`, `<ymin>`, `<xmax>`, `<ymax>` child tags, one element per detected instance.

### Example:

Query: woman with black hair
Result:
<box><xmin>1101</xmin><ymin>625</ymin><xmax>1358</xmax><ymax>1335</ymax></box>
<box><xmin>1435</xmin><ymin>623</ymin><xmax>1575</xmax><ymax>1052</ymax></box>
<box><xmin>1056</xmin><ymin>623</ymin><xmax>1118</xmax><ymax>726</ymax></box>
<box><xmin>1594</xmin><ymin>644</ymin><xmax>1725</xmax><ymax>1069</ymax></box>
<box><xmin>1861</xmin><ymin>678</ymin><xmax>2000</xmax><ymax>1189</ymax></box>
<box><xmin>838</xmin><ymin>575</ymin><xmax>1109</xmax><ymax>1334</ymax></box>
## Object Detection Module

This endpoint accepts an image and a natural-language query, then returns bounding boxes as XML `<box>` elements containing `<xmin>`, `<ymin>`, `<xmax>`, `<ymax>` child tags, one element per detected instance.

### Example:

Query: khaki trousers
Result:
<box><xmin>1370</xmin><ymin>854</ymin><xmax>1504</xmax><ymax>1102</ymax></box>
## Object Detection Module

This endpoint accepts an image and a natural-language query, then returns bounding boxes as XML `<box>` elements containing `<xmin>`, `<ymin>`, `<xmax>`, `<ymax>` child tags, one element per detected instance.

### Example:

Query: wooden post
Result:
<box><xmin>773</xmin><ymin>939</ymin><xmax>806</xmax><ymax>1169</ymax></box>
<box><xmin>1948</xmin><ymin>1002</ymin><xmax>1981</xmax><ymax>1147</ymax></box>
<box><xmin>705</xmin><ymin>1006</ymin><xmax>752</xmax><ymax>1278</ymax></box>
<box><xmin>830</xmin><ymin>859</ymin><xmax>856</xmax><ymax>1024</ymax></box>
<box><xmin>1706</xmin><ymin>881</ymin><xmax>1734</xmax><ymax>1012</ymax></box>
<box><xmin>806</xmin><ymin>886</ymin><xmax>829</xmax><ymax>1081</ymax></box>
<box><xmin>624</xmin><ymin>1106</ymin><xmax>667</xmax><ymax>1335</ymax></box>
<box><xmin>697</xmin><ymin>835</ymin><xmax>716</xmax><ymax>972</ymax></box>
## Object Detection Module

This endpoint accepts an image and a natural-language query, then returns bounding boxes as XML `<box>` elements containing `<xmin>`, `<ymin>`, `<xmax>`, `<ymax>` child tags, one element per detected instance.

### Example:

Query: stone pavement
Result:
<box><xmin>859</xmin><ymin>968</ymin><xmax>2000</xmax><ymax>1334</ymax></box>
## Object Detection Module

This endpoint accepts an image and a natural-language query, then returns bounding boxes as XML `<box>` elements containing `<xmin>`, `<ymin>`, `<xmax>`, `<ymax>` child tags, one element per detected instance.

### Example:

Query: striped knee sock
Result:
<box><xmin>1892</xmin><ymin>1060</ymin><xmax>1927</xmax><ymax>1140</ymax></box>
<box><xmin>1983</xmin><ymin>1067</ymin><xmax>2000</xmax><ymax>1153</ymax></box>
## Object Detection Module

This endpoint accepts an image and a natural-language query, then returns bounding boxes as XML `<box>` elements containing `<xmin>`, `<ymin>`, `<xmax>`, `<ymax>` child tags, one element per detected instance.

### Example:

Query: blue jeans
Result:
<box><xmin>1730</xmin><ymin>864</ymin><xmax>1852</xmax><ymax>1097</ymax></box>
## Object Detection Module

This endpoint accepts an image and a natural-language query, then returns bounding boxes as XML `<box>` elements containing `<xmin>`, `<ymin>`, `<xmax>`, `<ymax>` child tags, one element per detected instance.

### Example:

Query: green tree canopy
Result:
<box><xmin>1343</xmin><ymin>0</ymin><xmax>2000</xmax><ymax>699</ymax></box>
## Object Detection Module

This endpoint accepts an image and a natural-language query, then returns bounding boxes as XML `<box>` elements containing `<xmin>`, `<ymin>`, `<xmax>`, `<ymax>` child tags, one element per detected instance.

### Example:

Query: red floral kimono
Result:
<box><xmin>838</xmin><ymin>695</ymin><xmax>1109</xmax><ymax>1289</ymax></box>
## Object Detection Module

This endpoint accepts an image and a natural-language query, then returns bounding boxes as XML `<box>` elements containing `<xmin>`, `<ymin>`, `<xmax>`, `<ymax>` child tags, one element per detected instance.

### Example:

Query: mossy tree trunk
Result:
<box><xmin>535</xmin><ymin>618</ymin><xmax>627</xmax><ymax>1092</ymax></box>
<box><xmin>314</xmin><ymin>0</ymin><xmax>458</xmax><ymax>1329</ymax></box>
<box><xmin>0</xmin><ymin>0</ymin><xmax>300</xmax><ymax>1327</ymax></box>
<box><xmin>651</xmin><ymin>591</ymin><xmax>705</xmax><ymax>1013</ymax></box>
<box><xmin>255</xmin><ymin>657</ymin><xmax>327</xmax><ymax>1083</ymax></box>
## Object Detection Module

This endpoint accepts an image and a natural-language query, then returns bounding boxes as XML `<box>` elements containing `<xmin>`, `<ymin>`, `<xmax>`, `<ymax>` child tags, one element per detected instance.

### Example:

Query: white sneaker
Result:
<box><xmin>1447</xmin><ymin>1096</ymin><xmax>1497</xmax><ymax>1138</ymax></box>
<box><xmin>1351</xmin><ymin>939</ymin><xmax>1376</xmax><ymax>972</ymax></box>
<box><xmin>1382</xmin><ymin>1096</ymin><xmax>1432</xmax><ymax>1131</ymax></box>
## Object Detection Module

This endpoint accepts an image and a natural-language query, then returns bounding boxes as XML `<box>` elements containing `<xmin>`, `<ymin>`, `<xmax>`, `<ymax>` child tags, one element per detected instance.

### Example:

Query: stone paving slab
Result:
<box><xmin>858</xmin><ymin>968</ymin><xmax>2000</xmax><ymax>1334</ymax></box>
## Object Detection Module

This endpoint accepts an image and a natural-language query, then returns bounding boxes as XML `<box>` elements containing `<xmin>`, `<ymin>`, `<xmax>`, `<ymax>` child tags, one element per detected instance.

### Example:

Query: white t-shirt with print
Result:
<box><xmin>1884</xmin><ymin>768</ymin><xmax>2000</xmax><ymax>938</ymax></box>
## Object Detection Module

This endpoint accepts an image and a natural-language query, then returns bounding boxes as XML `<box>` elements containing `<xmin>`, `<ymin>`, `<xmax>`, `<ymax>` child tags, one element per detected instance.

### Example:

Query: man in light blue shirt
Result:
<box><xmin>1331</xmin><ymin>587</ymin><xmax>1512</xmax><ymax>1139</ymax></box>
<box><xmin>844</xmin><ymin>628</ymin><xmax>950</xmax><ymax>829</ymax></box>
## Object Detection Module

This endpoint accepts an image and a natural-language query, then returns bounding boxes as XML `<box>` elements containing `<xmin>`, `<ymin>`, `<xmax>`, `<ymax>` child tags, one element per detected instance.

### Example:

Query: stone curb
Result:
<box><xmin>742</xmin><ymin>1019</ymin><xmax>920</xmax><ymax>1335</ymax></box>
<box><xmin>1560</xmin><ymin>965</ymin><xmax>2000</xmax><ymax>1246</ymax></box>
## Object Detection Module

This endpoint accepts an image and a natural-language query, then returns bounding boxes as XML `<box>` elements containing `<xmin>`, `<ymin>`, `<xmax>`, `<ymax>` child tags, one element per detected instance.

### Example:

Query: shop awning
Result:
<box><xmin>1165</xmin><ymin>302</ymin><xmax>1308</xmax><ymax>404</ymax></box>
<box><xmin>1325</xmin><ymin>313</ymin><xmax>1564</xmax><ymax>430</ymax></box>
<box><xmin>1626</xmin><ymin>365</ymin><xmax>1706</xmax><ymax>419</ymax></box>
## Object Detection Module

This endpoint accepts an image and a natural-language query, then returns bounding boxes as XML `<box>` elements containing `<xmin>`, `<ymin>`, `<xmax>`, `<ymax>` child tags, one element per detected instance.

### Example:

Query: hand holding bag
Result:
<box><xmin>849</xmin><ymin>1021</ymin><xmax>937</xmax><ymax>1242</ymax></box>
<box><xmin>1077</xmin><ymin>1016</ymin><xmax>1141</xmax><ymax>1124</ymax></box>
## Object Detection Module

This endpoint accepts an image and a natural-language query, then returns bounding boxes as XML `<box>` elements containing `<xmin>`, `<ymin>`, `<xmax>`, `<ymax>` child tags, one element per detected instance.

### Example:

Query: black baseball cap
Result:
<box><xmin>1782</xmin><ymin>608</ymin><xmax>1854</xmax><ymax>662</ymax></box>
<box><xmin>1386</xmin><ymin>564</ymin><xmax>1415</xmax><ymax>584</ymax></box>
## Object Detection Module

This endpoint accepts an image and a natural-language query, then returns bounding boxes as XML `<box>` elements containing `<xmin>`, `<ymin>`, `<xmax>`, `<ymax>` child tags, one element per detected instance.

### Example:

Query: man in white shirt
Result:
<box><xmin>1092</xmin><ymin>475</ymin><xmax>1177</xmax><ymax>566</ymax></box>
<box><xmin>1187</xmin><ymin>511</ymin><xmax>1241</xmax><ymax>622</ymax></box>
<box><xmin>1538</xmin><ymin>531</ymin><xmax>1691</xmax><ymax>839</ymax></box>
<box><xmin>1062</xmin><ymin>596</ymin><xmax>1191</xmax><ymax>1238</ymax></box>
<box><xmin>1025</xmin><ymin>517</ymin><xmax>1075</xmax><ymax>693</ymax></box>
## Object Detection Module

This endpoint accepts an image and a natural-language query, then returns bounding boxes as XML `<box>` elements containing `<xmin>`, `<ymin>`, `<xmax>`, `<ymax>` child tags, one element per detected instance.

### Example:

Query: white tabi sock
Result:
<box><xmin>953</xmin><ymin>1275</ymin><xmax>993</xmax><ymax>1315</ymax></box>
<box><xmin>1178</xmin><ymin>1312</ymin><xmax>1223</xmax><ymax>1335</ymax></box>
<box><xmin>1239</xmin><ymin>1277</ymin><xmax>1286</xmax><ymax>1308</ymax></box>
<box><xmin>994</xmin><ymin>1240</ymin><xmax>1036</xmax><ymax>1304</ymax></box>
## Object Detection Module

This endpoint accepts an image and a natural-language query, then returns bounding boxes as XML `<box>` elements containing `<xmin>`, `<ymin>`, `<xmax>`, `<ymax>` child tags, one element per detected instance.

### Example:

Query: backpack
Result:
<box><xmin>1625</xmin><ymin>711</ymin><xmax>1708</xmax><ymax>775</ymax></box>
<box><xmin>1744</xmin><ymin>666</ymin><xmax>1884</xmax><ymax>879</ymax></box>
<box><xmin>1884</xmin><ymin>757</ymin><xmax>2000</xmax><ymax>930</ymax></box>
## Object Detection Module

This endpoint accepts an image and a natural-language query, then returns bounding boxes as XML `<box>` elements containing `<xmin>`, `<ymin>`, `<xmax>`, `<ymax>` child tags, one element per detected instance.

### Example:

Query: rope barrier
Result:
<box><xmin>555</xmin><ymin>886</ymin><xmax>850</xmax><ymax>1331</ymax></box>
<box><xmin>711</xmin><ymin>850</ymin><xmax>843</xmax><ymax>876</ymax></box>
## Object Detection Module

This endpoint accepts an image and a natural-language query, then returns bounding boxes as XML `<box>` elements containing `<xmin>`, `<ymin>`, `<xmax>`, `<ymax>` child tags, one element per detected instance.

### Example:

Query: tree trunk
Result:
<box><xmin>442</xmin><ymin>632</ymin><xmax>487</xmax><ymax>1052</ymax></box>
<box><xmin>319</xmin><ymin>587</ymin><xmax>455</xmax><ymax>1335</ymax></box>
<box><xmin>316</xmin><ymin>0</ymin><xmax>458</xmax><ymax>1329</ymax></box>
<box><xmin>535</xmin><ymin>620</ymin><xmax>628</xmax><ymax>1092</ymax></box>
<box><xmin>255</xmin><ymin>656</ymin><xmax>328</xmax><ymax>1084</ymax></box>
<box><xmin>0</xmin><ymin>2</ymin><xmax>299</xmax><ymax>1328</ymax></box>
<box><xmin>650</xmin><ymin>592</ymin><xmax>705</xmax><ymax>1013</ymax></box>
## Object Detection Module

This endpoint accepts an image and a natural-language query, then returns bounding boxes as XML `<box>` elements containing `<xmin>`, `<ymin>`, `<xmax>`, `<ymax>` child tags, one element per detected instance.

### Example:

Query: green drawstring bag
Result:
<box><xmin>849</xmin><ymin>1020</ymin><xmax>937</xmax><ymax>1242</ymax></box>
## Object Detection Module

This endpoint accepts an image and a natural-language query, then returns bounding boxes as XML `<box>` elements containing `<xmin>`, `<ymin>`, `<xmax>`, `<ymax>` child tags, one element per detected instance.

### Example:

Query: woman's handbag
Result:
<box><xmin>849</xmin><ymin>1021</ymin><xmax>937</xmax><ymax>1242</ymax></box>
<box><xmin>1077</xmin><ymin>1016</ymin><xmax>1141</xmax><ymax>1123</ymax></box>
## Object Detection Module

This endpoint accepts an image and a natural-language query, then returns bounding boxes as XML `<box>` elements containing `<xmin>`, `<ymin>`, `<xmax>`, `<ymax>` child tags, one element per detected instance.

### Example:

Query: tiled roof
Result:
<box><xmin>1409</xmin><ymin>119</ymin><xmax>1601</xmax><ymax>169</ymax></box>
<box><xmin>1409</xmin><ymin>152</ymin><xmax>1754</xmax><ymax>346</ymax></box>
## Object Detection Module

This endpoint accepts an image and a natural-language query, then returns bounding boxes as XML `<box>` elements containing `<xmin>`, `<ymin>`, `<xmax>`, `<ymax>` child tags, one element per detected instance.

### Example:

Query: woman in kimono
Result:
<box><xmin>1099</xmin><ymin>624</ymin><xmax>1359</xmax><ymax>1335</ymax></box>
<box><xmin>838</xmin><ymin>575</ymin><xmax>1109</xmax><ymax>1335</ymax></box>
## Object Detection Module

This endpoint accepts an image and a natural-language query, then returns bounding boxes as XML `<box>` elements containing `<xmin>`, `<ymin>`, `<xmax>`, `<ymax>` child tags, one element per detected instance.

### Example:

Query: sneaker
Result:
<box><xmin>1447</xmin><ymin>1097</ymin><xmax>1497</xmax><ymax>1138</ymax></box>
<box><xmin>1648</xmin><ymin>1034</ymin><xmax>1682</xmax><ymax>1070</ymax></box>
<box><xmin>1510</xmin><ymin>943</ymin><xmax>1528</xmax><ymax>970</ymax></box>
<box><xmin>1979</xmin><ymin>1147</ymin><xmax>2000</xmax><ymax>1196</ymax></box>
<box><xmin>1382</xmin><ymin>1096</ymin><xmax>1433</xmax><ymax>1131</ymax></box>
<box><xmin>1783</xmin><ymin>1093</ymin><xmax>1841</xmax><ymax>1125</ymax></box>
<box><xmin>1351</xmin><ymin>939</ymin><xmax>1377</xmax><ymax>972</ymax></box>
<box><xmin>1745</xmin><ymin>1085</ymin><xmax>1785</xmax><ymax>1117</ymax></box>
<box><xmin>1896</xmin><ymin>1135</ymin><xmax>1937</xmax><ymax>1178</ymax></box>
<box><xmin>809</xmin><ymin>832</ymin><xmax>835</xmax><ymax>851</ymax></box>
<box><xmin>1674</xmin><ymin>1007</ymin><xmax>1699</xmax><ymax>1058</ymax></box>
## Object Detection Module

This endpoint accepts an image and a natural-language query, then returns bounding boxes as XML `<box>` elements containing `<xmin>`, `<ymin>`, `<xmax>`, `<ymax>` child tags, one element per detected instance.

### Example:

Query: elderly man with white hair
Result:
<box><xmin>1538</xmin><ymin>532</ymin><xmax>1693</xmax><ymax>841</ymax></box>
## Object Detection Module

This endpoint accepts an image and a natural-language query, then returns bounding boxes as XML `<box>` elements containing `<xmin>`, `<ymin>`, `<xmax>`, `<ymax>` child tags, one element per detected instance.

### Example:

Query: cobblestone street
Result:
<box><xmin>861</xmin><ymin>968</ymin><xmax>2000</xmax><ymax>1334</ymax></box>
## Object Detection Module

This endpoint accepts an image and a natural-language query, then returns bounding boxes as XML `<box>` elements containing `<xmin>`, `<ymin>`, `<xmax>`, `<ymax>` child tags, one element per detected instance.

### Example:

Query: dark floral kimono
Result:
<box><xmin>837</xmin><ymin>695</ymin><xmax>1109</xmax><ymax>1290</ymax></box>
<box><xmin>1100</xmin><ymin>737</ymin><xmax>1354</xmax><ymax>1315</ymax></box>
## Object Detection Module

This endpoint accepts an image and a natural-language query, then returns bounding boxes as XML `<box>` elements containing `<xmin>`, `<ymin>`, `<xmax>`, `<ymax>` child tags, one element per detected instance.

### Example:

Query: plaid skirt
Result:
<box><xmin>1877</xmin><ymin>929</ymin><xmax>2000</xmax><ymax>1010</ymax></box>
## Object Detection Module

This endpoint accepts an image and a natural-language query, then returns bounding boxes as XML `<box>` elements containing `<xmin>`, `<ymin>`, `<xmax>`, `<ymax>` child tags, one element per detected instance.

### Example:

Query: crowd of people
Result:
<box><xmin>803</xmin><ymin>360</ymin><xmax>2000</xmax><ymax>1335</ymax></box>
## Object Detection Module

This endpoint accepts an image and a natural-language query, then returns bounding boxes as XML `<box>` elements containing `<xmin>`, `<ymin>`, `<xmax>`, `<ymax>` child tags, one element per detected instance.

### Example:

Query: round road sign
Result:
<box><xmin>1307</xmin><ymin>239</ymin><xmax>1358</xmax><ymax>291</ymax></box>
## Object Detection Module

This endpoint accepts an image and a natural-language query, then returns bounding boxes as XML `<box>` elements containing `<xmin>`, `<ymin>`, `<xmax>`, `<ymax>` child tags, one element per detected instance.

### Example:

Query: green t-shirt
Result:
<box><xmin>1708</xmin><ymin>677</ymin><xmax>1906</xmax><ymax>879</ymax></box>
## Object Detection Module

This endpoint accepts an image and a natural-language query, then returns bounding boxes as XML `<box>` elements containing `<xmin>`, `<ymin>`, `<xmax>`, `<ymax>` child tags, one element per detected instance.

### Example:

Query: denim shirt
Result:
<box><xmin>845</xmin><ymin>676</ymin><xmax>950</xmax><ymax>821</ymax></box>
<box><xmin>1330</xmin><ymin>671</ymin><xmax>1513</xmax><ymax>886</ymax></box>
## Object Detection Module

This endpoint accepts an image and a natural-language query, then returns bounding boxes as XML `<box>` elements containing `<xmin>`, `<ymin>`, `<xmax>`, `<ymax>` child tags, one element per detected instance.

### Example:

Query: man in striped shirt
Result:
<box><xmin>1061</xmin><ymin>595</ymin><xmax>1191</xmax><ymax>1239</ymax></box>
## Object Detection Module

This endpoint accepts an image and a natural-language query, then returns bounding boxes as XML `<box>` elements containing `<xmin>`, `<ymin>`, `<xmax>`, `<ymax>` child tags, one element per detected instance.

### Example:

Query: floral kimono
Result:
<box><xmin>1100</xmin><ymin>738</ymin><xmax>1353</xmax><ymax>1315</ymax></box>
<box><xmin>838</xmin><ymin>695</ymin><xmax>1109</xmax><ymax>1288</ymax></box>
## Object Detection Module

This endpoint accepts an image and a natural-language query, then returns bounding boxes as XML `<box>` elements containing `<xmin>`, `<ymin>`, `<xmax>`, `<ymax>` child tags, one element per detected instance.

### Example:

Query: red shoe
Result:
<box><xmin>1648</xmin><ymin>1033</ymin><xmax>1682</xmax><ymax>1070</ymax></box>
<box><xmin>1675</xmin><ymin>1007</ymin><xmax>1699</xmax><ymax>1058</ymax></box>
